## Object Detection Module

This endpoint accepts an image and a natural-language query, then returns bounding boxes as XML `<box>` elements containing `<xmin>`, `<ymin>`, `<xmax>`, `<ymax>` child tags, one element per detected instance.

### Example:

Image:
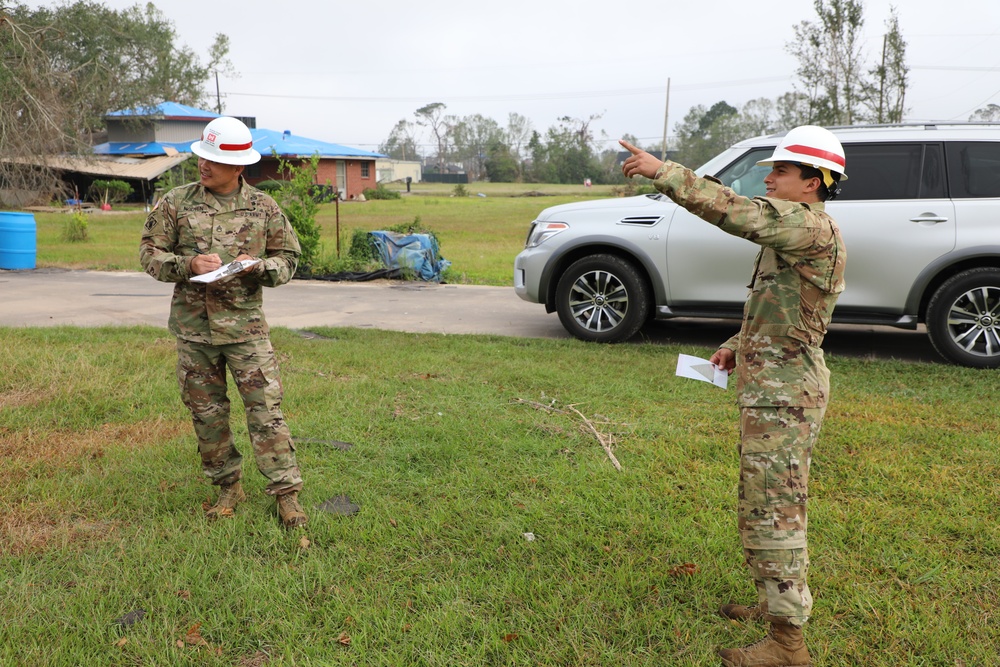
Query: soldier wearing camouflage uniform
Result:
<box><xmin>621</xmin><ymin>126</ymin><xmax>848</xmax><ymax>667</ymax></box>
<box><xmin>140</xmin><ymin>116</ymin><xmax>308</xmax><ymax>529</ymax></box>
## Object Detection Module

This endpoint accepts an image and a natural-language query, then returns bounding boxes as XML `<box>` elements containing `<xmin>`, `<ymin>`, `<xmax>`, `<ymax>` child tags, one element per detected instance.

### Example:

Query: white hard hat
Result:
<box><xmin>756</xmin><ymin>125</ymin><xmax>847</xmax><ymax>181</ymax></box>
<box><xmin>190</xmin><ymin>117</ymin><xmax>261</xmax><ymax>166</ymax></box>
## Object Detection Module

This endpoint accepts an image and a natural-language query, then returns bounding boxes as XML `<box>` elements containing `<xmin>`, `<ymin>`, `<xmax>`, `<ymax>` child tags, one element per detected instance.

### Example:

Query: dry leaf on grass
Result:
<box><xmin>114</xmin><ymin>637</ymin><xmax>128</xmax><ymax>648</ymax></box>
<box><xmin>183</xmin><ymin>622</ymin><xmax>210</xmax><ymax>647</ymax></box>
<box><xmin>236</xmin><ymin>650</ymin><xmax>272</xmax><ymax>667</ymax></box>
<box><xmin>668</xmin><ymin>562</ymin><xmax>698</xmax><ymax>577</ymax></box>
<box><xmin>337</xmin><ymin>632</ymin><xmax>351</xmax><ymax>646</ymax></box>
<box><xmin>299</xmin><ymin>535</ymin><xmax>310</xmax><ymax>549</ymax></box>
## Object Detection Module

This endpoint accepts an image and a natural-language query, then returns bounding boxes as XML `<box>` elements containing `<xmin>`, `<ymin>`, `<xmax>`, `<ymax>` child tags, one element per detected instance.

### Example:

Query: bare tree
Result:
<box><xmin>740</xmin><ymin>97</ymin><xmax>778</xmax><ymax>137</ymax></box>
<box><xmin>0</xmin><ymin>14</ymin><xmax>81</xmax><ymax>204</ymax></box>
<box><xmin>861</xmin><ymin>6</ymin><xmax>908</xmax><ymax>123</ymax></box>
<box><xmin>505</xmin><ymin>113</ymin><xmax>533</xmax><ymax>161</ymax></box>
<box><xmin>788</xmin><ymin>0</ymin><xmax>868</xmax><ymax>125</ymax></box>
<box><xmin>451</xmin><ymin>114</ymin><xmax>503</xmax><ymax>181</ymax></box>
<box><xmin>414</xmin><ymin>103</ymin><xmax>453</xmax><ymax>173</ymax></box>
<box><xmin>379</xmin><ymin>119</ymin><xmax>421</xmax><ymax>161</ymax></box>
<box><xmin>774</xmin><ymin>91</ymin><xmax>817</xmax><ymax>130</ymax></box>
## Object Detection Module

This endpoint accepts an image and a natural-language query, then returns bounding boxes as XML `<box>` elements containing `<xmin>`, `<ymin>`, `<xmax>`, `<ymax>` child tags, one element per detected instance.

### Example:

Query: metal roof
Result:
<box><xmin>251</xmin><ymin>128</ymin><xmax>385</xmax><ymax>159</ymax></box>
<box><xmin>106</xmin><ymin>101</ymin><xmax>220</xmax><ymax>121</ymax></box>
<box><xmin>3</xmin><ymin>154</ymin><xmax>192</xmax><ymax>181</ymax></box>
<box><xmin>92</xmin><ymin>141</ymin><xmax>193</xmax><ymax>156</ymax></box>
<box><xmin>93</xmin><ymin>128</ymin><xmax>385</xmax><ymax>161</ymax></box>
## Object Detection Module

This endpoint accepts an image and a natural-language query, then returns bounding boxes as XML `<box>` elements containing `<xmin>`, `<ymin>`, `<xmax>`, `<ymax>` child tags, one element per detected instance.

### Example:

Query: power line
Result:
<box><xmin>911</xmin><ymin>65</ymin><xmax>1000</xmax><ymax>72</ymax></box>
<box><xmin>224</xmin><ymin>77</ymin><xmax>791</xmax><ymax>105</ymax></box>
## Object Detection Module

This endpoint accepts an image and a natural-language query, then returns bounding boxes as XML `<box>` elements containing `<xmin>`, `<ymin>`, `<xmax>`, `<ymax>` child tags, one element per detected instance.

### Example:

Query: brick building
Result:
<box><xmin>244</xmin><ymin>129</ymin><xmax>384</xmax><ymax>201</ymax></box>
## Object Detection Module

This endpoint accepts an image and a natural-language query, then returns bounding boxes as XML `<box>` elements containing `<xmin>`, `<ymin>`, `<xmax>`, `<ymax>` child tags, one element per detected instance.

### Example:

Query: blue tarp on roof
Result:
<box><xmin>94</xmin><ymin>131</ymin><xmax>385</xmax><ymax>159</ymax></box>
<box><xmin>106</xmin><ymin>101</ymin><xmax>219</xmax><ymax>120</ymax></box>
<box><xmin>92</xmin><ymin>141</ymin><xmax>194</xmax><ymax>156</ymax></box>
<box><xmin>251</xmin><ymin>128</ymin><xmax>385</xmax><ymax>159</ymax></box>
<box><xmin>97</xmin><ymin>101</ymin><xmax>384</xmax><ymax>160</ymax></box>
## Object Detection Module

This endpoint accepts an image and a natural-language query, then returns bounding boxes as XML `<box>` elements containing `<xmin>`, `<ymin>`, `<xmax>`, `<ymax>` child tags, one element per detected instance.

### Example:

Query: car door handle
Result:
<box><xmin>909</xmin><ymin>213</ymin><xmax>948</xmax><ymax>224</ymax></box>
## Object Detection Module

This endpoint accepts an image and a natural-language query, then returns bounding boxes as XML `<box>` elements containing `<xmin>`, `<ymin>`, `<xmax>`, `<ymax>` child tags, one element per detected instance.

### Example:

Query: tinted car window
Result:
<box><xmin>921</xmin><ymin>143</ymin><xmax>946</xmax><ymax>199</ymax></box>
<box><xmin>839</xmin><ymin>144</ymin><xmax>928</xmax><ymax>201</ymax></box>
<box><xmin>714</xmin><ymin>148</ymin><xmax>773</xmax><ymax>198</ymax></box>
<box><xmin>946</xmin><ymin>142</ymin><xmax>1000</xmax><ymax>198</ymax></box>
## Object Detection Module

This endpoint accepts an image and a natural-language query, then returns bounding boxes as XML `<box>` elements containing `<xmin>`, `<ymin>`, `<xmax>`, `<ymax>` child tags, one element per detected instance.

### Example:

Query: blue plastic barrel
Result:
<box><xmin>0</xmin><ymin>211</ymin><xmax>37</xmax><ymax>270</ymax></box>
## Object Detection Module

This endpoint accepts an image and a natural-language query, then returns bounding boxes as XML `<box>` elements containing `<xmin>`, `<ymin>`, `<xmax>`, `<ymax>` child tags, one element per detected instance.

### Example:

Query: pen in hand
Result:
<box><xmin>191</xmin><ymin>250</ymin><xmax>222</xmax><ymax>275</ymax></box>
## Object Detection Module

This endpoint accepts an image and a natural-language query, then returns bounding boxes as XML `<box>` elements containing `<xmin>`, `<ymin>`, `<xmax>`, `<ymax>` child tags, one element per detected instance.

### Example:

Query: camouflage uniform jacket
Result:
<box><xmin>139</xmin><ymin>179</ymin><xmax>301</xmax><ymax>346</ymax></box>
<box><xmin>652</xmin><ymin>162</ymin><xmax>846</xmax><ymax>408</ymax></box>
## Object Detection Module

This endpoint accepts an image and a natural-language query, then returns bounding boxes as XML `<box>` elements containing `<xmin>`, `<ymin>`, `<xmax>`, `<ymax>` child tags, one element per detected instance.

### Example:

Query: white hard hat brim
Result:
<box><xmin>190</xmin><ymin>140</ymin><xmax>262</xmax><ymax>166</ymax></box>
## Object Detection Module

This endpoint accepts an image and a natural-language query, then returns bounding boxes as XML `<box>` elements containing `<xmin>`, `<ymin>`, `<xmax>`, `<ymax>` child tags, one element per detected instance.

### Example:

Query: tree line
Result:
<box><xmin>380</xmin><ymin>0</ymin><xmax>919</xmax><ymax>185</ymax></box>
<box><xmin>3</xmin><ymin>0</ymin><xmax>999</xmax><ymax>199</ymax></box>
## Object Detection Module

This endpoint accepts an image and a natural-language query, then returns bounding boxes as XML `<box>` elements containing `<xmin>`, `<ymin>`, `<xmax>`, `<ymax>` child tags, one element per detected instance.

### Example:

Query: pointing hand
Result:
<box><xmin>619</xmin><ymin>139</ymin><xmax>665</xmax><ymax>179</ymax></box>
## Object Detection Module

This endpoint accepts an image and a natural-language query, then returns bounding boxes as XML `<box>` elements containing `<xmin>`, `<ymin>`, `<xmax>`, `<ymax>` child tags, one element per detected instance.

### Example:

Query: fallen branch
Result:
<box><xmin>567</xmin><ymin>404</ymin><xmax>622</xmax><ymax>472</ymax></box>
<box><xmin>510</xmin><ymin>397</ymin><xmax>565</xmax><ymax>414</ymax></box>
<box><xmin>512</xmin><ymin>397</ymin><xmax>622</xmax><ymax>471</ymax></box>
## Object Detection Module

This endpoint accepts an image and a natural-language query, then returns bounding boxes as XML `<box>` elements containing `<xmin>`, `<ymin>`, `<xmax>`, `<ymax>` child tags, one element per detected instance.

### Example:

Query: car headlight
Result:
<box><xmin>525</xmin><ymin>221</ymin><xmax>569</xmax><ymax>248</ymax></box>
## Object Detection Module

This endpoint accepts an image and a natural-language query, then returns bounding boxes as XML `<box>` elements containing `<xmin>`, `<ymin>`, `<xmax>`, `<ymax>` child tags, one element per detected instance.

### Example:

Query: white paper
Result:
<box><xmin>675</xmin><ymin>353</ymin><xmax>728</xmax><ymax>389</ymax></box>
<box><xmin>190</xmin><ymin>258</ymin><xmax>261</xmax><ymax>283</ymax></box>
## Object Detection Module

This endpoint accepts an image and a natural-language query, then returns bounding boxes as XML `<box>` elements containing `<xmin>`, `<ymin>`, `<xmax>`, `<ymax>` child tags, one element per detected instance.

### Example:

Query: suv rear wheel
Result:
<box><xmin>926</xmin><ymin>267</ymin><xmax>1000</xmax><ymax>368</ymax></box>
<box><xmin>555</xmin><ymin>254</ymin><xmax>650</xmax><ymax>343</ymax></box>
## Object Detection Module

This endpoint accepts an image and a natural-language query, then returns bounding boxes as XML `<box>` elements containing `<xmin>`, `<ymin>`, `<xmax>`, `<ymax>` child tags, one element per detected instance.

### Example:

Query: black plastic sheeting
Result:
<box><xmin>302</xmin><ymin>268</ymin><xmax>403</xmax><ymax>282</ymax></box>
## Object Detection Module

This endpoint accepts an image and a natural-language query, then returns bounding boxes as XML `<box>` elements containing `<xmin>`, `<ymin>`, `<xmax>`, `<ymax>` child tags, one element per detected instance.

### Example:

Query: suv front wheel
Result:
<box><xmin>555</xmin><ymin>254</ymin><xmax>651</xmax><ymax>343</ymax></box>
<box><xmin>926</xmin><ymin>267</ymin><xmax>1000</xmax><ymax>368</ymax></box>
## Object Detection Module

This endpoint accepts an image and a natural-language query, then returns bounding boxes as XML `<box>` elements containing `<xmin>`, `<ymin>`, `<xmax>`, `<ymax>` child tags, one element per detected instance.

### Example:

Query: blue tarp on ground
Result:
<box><xmin>369</xmin><ymin>231</ymin><xmax>450</xmax><ymax>282</ymax></box>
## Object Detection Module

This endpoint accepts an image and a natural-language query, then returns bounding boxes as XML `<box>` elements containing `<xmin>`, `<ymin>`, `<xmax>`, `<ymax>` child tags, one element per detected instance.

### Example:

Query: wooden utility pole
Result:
<box><xmin>661</xmin><ymin>78</ymin><xmax>671</xmax><ymax>161</ymax></box>
<box><xmin>214</xmin><ymin>71</ymin><xmax>222</xmax><ymax>114</ymax></box>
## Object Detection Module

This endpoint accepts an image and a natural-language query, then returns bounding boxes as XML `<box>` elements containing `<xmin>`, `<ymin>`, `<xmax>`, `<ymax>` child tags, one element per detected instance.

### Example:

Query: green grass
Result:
<box><xmin>2</xmin><ymin>326</ymin><xmax>997</xmax><ymax>666</ymax></box>
<box><xmin>29</xmin><ymin>182</ymin><xmax>620</xmax><ymax>285</ymax></box>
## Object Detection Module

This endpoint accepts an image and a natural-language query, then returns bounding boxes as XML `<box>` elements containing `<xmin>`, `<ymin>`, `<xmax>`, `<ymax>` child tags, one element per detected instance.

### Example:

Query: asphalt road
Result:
<box><xmin>0</xmin><ymin>268</ymin><xmax>942</xmax><ymax>364</ymax></box>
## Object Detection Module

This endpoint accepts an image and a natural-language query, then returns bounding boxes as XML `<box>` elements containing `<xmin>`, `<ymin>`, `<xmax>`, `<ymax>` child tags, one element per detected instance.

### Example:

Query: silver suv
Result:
<box><xmin>514</xmin><ymin>123</ymin><xmax>1000</xmax><ymax>368</ymax></box>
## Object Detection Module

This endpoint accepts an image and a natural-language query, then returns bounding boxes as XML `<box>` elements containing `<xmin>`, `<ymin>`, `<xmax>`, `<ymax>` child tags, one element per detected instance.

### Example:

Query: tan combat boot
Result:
<box><xmin>205</xmin><ymin>481</ymin><xmax>246</xmax><ymax>520</ymax></box>
<box><xmin>276</xmin><ymin>491</ymin><xmax>308</xmax><ymax>528</ymax></box>
<box><xmin>719</xmin><ymin>600</ymin><xmax>768</xmax><ymax>623</ymax></box>
<box><xmin>718</xmin><ymin>617</ymin><xmax>811</xmax><ymax>667</ymax></box>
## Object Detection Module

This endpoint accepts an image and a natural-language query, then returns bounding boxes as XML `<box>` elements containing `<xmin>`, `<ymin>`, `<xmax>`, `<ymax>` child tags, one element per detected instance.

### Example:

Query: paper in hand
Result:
<box><xmin>675</xmin><ymin>353</ymin><xmax>728</xmax><ymax>389</ymax></box>
<box><xmin>191</xmin><ymin>258</ymin><xmax>261</xmax><ymax>283</ymax></box>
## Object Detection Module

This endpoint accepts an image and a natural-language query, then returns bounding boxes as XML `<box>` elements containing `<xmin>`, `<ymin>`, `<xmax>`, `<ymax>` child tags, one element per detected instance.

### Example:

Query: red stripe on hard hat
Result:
<box><xmin>785</xmin><ymin>144</ymin><xmax>846</xmax><ymax>168</ymax></box>
<box><xmin>219</xmin><ymin>141</ymin><xmax>253</xmax><ymax>151</ymax></box>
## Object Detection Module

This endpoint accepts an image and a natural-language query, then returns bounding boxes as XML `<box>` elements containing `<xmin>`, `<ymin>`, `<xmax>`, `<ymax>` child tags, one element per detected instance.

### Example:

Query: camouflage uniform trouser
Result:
<box><xmin>738</xmin><ymin>405</ymin><xmax>825</xmax><ymax>628</ymax></box>
<box><xmin>176</xmin><ymin>338</ymin><xmax>302</xmax><ymax>495</ymax></box>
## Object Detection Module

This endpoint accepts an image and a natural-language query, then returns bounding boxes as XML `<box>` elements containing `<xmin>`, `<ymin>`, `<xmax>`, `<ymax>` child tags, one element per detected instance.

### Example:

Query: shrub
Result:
<box><xmin>362</xmin><ymin>183</ymin><xmax>402</xmax><ymax>200</ymax></box>
<box><xmin>452</xmin><ymin>183</ymin><xmax>468</xmax><ymax>197</ymax></box>
<box><xmin>63</xmin><ymin>211</ymin><xmax>89</xmax><ymax>242</ymax></box>
<box><xmin>86</xmin><ymin>179</ymin><xmax>133</xmax><ymax>205</ymax></box>
<box><xmin>610</xmin><ymin>180</ymin><xmax>656</xmax><ymax>197</ymax></box>
<box><xmin>347</xmin><ymin>228</ymin><xmax>380</xmax><ymax>263</ymax></box>
<box><xmin>269</xmin><ymin>152</ymin><xmax>331</xmax><ymax>268</ymax></box>
<box><xmin>156</xmin><ymin>159</ymin><xmax>200</xmax><ymax>192</ymax></box>
<box><xmin>306</xmin><ymin>217</ymin><xmax>447</xmax><ymax>279</ymax></box>
<box><xmin>255</xmin><ymin>180</ymin><xmax>284</xmax><ymax>193</ymax></box>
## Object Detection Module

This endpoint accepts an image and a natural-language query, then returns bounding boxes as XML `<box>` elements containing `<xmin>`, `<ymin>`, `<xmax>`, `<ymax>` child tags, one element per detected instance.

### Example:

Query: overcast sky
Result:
<box><xmin>23</xmin><ymin>0</ymin><xmax>1000</xmax><ymax>152</ymax></box>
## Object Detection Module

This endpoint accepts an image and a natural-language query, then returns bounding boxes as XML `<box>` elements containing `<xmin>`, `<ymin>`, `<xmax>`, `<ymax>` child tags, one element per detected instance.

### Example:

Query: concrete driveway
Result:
<box><xmin>0</xmin><ymin>268</ymin><xmax>567</xmax><ymax>337</ymax></box>
<box><xmin>0</xmin><ymin>268</ymin><xmax>941</xmax><ymax>363</ymax></box>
